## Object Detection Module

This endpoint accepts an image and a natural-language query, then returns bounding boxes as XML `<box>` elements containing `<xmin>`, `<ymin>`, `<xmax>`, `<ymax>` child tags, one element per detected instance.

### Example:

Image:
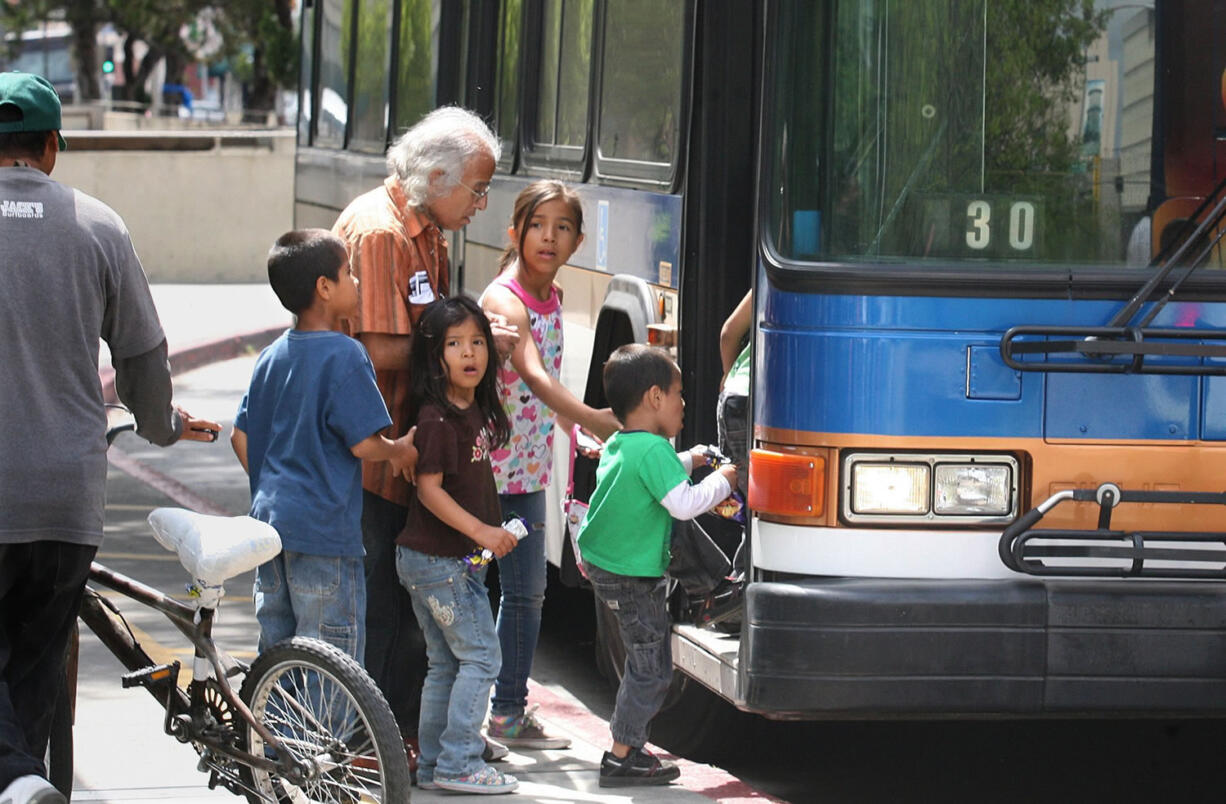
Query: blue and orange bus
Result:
<box><xmin>294</xmin><ymin>0</ymin><xmax>1226</xmax><ymax>753</ymax></box>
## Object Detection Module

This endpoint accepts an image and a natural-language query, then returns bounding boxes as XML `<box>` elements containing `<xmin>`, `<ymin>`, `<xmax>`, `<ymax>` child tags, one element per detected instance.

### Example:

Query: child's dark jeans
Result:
<box><xmin>584</xmin><ymin>562</ymin><xmax>672</xmax><ymax>748</ymax></box>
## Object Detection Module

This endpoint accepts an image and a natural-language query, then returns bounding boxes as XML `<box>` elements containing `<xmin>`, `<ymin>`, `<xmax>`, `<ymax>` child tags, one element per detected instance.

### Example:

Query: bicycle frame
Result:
<box><xmin>80</xmin><ymin>560</ymin><xmax>311</xmax><ymax>790</ymax></box>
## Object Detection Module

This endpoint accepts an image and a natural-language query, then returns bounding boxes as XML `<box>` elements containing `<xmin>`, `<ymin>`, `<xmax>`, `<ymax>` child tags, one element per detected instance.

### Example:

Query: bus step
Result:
<box><xmin>671</xmin><ymin>624</ymin><xmax>741</xmax><ymax>703</ymax></box>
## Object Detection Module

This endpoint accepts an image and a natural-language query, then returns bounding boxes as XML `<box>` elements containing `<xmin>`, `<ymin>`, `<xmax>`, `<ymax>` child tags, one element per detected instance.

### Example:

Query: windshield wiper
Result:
<box><xmin>1000</xmin><ymin>174</ymin><xmax>1226</xmax><ymax>375</ymax></box>
<box><xmin>1111</xmin><ymin>171</ymin><xmax>1226</xmax><ymax>328</ymax></box>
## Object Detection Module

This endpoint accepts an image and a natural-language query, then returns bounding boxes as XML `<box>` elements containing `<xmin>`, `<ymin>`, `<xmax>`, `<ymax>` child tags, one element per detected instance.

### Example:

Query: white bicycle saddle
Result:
<box><xmin>147</xmin><ymin>507</ymin><xmax>282</xmax><ymax>588</ymax></box>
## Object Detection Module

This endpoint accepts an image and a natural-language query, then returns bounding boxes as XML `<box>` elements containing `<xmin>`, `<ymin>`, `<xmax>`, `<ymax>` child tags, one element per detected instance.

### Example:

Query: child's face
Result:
<box><xmin>513</xmin><ymin>198</ymin><xmax>583</xmax><ymax>277</ymax></box>
<box><xmin>656</xmin><ymin>375</ymin><xmax>685</xmax><ymax>438</ymax></box>
<box><xmin>327</xmin><ymin>254</ymin><xmax>359</xmax><ymax>318</ymax></box>
<box><xmin>441</xmin><ymin>315</ymin><xmax>489</xmax><ymax>405</ymax></box>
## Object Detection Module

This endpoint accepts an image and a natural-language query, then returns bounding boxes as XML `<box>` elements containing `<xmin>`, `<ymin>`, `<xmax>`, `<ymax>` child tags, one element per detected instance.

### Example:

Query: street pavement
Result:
<box><xmin>73</xmin><ymin>284</ymin><xmax>773</xmax><ymax>803</ymax></box>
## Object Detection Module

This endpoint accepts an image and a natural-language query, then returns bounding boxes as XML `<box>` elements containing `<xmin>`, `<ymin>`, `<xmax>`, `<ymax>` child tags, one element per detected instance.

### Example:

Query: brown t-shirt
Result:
<box><xmin>397</xmin><ymin>402</ymin><xmax>501</xmax><ymax>557</ymax></box>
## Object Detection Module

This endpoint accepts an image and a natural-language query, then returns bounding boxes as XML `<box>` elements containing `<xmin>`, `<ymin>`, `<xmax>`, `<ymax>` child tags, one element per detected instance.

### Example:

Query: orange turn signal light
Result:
<box><xmin>747</xmin><ymin>449</ymin><xmax>825</xmax><ymax>517</ymax></box>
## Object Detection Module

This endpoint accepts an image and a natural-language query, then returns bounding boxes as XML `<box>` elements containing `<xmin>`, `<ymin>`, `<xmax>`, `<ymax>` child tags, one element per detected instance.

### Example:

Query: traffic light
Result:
<box><xmin>101</xmin><ymin>47</ymin><xmax>114</xmax><ymax>75</ymax></box>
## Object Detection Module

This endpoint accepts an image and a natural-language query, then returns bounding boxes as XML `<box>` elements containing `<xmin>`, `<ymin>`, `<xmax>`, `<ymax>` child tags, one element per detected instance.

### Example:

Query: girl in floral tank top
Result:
<box><xmin>479</xmin><ymin>181</ymin><xmax>621</xmax><ymax>748</ymax></box>
<box><xmin>490</xmin><ymin>275</ymin><xmax>564</xmax><ymax>494</ymax></box>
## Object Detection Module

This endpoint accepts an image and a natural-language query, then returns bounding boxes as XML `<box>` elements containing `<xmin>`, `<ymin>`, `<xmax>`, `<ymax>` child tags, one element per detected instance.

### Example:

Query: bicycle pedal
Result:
<box><xmin>121</xmin><ymin>662</ymin><xmax>179</xmax><ymax>689</ymax></box>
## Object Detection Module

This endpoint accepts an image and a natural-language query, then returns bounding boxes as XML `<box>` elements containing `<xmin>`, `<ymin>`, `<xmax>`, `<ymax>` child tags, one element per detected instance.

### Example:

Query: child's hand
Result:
<box><xmin>574</xmin><ymin>426</ymin><xmax>604</xmax><ymax>459</ymax></box>
<box><xmin>717</xmin><ymin>463</ymin><xmax>738</xmax><ymax>489</ymax></box>
<box><xmin>687</xmin><ymin>444</ymin><xmax>712</xmax><ymax>467</ymax></box>
<box><xmin>389</xmin><ymin>427</ymin><xmax>418</xmax><ymax>482</ymax></box>
<box><xmin>485</xmin><ymin>311</ymin><xmax>520</xmax><ymax>360</ymax></box>
<box><xmin>472</xmin><ymin>522</ymin><xmax>519</xmax><ymax>558</ymax></box>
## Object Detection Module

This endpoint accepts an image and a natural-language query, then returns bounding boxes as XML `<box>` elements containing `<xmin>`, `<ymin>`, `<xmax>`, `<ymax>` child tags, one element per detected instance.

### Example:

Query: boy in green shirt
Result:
<box><xmin>576</xmin><ymin>344</ymin><xmax>738</xmax><ymax>787</ymax></box>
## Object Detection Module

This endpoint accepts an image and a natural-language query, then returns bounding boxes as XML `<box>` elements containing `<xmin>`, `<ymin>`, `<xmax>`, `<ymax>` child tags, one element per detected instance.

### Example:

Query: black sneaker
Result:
<box><xmin>599</xmin><ymin>747</ymin><xmax>681</xmax><ymax>787</ymax></box>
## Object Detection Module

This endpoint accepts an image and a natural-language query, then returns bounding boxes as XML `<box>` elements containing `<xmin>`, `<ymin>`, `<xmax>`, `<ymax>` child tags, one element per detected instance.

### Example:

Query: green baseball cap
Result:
<box><xmin>0</xmin><ymin>71</ymin><xmax>68</xmax><ymax>151</ymax></box>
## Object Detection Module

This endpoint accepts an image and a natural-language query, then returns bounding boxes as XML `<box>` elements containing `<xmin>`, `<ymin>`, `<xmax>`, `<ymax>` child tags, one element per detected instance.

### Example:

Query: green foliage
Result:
<box><xmin>984</xmin><ymin>0</ymin><xmax>1107</xmax><ymax>177</ymax></box>
<box><xmin>396</xmin><ymin>0</ymin><xmax>435</xmax><ymax>132</ymax></box>
<box><xmin>1</xmin><ymin>0</ymin><xmax>297</xmax><ymax>107</ymax></box>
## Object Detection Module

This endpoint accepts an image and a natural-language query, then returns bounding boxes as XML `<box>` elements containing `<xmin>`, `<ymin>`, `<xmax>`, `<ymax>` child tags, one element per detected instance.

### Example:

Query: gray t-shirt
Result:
<box><xmin>0</xmin><ymin>166</ymin><xmax>166</xmax><ymax>546</ymax></box>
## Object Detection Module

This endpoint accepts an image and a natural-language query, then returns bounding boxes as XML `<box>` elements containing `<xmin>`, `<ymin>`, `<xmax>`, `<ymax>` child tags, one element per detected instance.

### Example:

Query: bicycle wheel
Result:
<box><xmin>238</xmin><ymin>637</ymin><xmax>409</xmax><ymax>803</ymax></box>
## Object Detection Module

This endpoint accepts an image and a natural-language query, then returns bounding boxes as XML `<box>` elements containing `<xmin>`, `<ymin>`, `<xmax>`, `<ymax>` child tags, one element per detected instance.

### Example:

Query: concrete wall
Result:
<box><xmin>52</xmin><ymin>129</ymin><xmax>295</xmax><ymax>282</ymax></box>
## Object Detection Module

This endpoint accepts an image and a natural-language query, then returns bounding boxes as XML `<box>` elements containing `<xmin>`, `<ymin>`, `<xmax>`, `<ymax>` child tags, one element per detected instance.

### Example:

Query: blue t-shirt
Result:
<box><xmin>235</xmin><ymin>330</ymin><xmax>392</xmax><ymax>557</ymax></box>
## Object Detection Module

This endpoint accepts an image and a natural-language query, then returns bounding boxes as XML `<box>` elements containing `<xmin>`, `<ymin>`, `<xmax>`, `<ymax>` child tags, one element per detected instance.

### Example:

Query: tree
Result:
<box><xmin>1</xmin><ymin>0</ymin><xmax>297</xmax><ymax>113</ymax></box>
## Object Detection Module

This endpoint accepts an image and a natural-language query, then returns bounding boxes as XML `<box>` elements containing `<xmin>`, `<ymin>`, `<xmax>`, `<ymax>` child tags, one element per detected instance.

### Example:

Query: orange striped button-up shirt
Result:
<box><xmin>333</xmin><ymin>175</ymin><xmax>449</xmax><ymax>507</ymax></box>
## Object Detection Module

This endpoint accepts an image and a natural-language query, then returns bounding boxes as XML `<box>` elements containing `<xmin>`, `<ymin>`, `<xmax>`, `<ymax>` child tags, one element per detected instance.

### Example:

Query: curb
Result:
<box><xmin>99</xmin><ymin>325</ymin><xmax>285</xmax><ymax>402</ymax></box>
<box><xmin>526</xmin><ymin>680</ymin><xmax>785</xmax><ymax>803</ymax></box>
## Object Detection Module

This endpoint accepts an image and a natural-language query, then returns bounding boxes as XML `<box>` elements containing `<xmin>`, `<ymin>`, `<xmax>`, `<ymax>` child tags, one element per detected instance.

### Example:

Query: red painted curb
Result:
<box><xmin>525</xmin><ymin>679</ymin><xmax>785</xmax><ymax>803</ymax></box>
<box><xmin>99</xmin><ymin>325</ymin><xmax>285</xmax><ymax>402</ymax></box>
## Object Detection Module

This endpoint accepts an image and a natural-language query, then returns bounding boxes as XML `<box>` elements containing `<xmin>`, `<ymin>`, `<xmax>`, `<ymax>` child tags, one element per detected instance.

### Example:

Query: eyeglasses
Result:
<box><xmin>458</xmin><ymin>180</ymin><xmax>491</xmax><ymax>201</ymax></box>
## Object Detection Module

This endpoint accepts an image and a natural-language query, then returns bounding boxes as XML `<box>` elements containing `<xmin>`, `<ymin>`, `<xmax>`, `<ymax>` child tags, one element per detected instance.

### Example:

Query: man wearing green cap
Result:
<box><xmin>0</xmin><ymin>71</ymin><xmax>221</xmax><ymax>804</ymax></box>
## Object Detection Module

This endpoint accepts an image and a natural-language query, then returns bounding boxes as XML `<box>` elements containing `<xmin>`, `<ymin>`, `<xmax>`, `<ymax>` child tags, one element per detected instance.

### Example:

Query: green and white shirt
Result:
<box><xmin>577</xmin><ymin>431</ymin><xmax>730</xmax><ymax>577</ymax></box>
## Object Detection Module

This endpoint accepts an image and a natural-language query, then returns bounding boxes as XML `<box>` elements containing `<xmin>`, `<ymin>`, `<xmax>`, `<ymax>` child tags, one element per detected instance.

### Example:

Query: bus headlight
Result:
<box><xmin>849</xmin><ymin>463</ymin><xmax>930</xmax><ymax>514</ymax></box>
<box><xmin>842</xmin><ymin>452</ymin><xmax>1019</xmax><ymax>525</ymax></box>
<box><xmin>933</xmin><ymin>463</ymin><xmax>1012</xmax><ymax>515</ymax></box>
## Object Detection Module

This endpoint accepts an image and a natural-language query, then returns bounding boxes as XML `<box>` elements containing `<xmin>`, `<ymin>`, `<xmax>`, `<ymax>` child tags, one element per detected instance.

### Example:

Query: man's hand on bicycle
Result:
<box><xmin>177</xmin><ymin>407</ymin><xmax>222</xmax><ymax>443</ymax></box>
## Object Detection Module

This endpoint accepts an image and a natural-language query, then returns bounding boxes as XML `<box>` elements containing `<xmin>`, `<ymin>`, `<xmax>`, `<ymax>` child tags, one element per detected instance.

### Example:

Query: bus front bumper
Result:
<box><xmin>738</xmin><ymin>577</ymin><xmax>1226</xmax><ymax>717</ymax></box>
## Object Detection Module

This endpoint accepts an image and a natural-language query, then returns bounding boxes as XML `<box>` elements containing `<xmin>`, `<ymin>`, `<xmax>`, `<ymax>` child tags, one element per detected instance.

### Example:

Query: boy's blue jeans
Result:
<box><xmin>395</xmin><ymin>545</ymin><xmax>500</xmax><ymax>780</ymax></box>
<box><xmin>492</xmin><ymin>490</ymin><xmax>548</xmax><ymax>718</ymax></box>
<box><xmin>254</xmin><ymin>550</ymin><xmax>366</xmax><ymax>663</ymax></box>
<box><xmin>584</xmin><ymin>562</ymin><xmax>672</xmax><ymax>749</ymax></box>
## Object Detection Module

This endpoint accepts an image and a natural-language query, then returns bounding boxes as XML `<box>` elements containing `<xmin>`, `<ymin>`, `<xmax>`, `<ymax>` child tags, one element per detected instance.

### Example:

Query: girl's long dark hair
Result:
<box><xmin>497</xmin><ymin>179</ymin><xmax>584</xmax><ymax>270</ymax></box>
<box><xmin>407</xmin><ymin>295</ymin><xmax>511</xmax><ymax>449</ymax></box>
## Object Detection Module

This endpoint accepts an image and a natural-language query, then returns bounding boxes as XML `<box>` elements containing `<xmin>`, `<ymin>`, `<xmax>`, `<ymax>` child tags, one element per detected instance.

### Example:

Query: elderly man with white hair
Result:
<box><xmin>332</xmin><ymin>106</ymin><xmax>515</xmax><ymax>771</ymax></box>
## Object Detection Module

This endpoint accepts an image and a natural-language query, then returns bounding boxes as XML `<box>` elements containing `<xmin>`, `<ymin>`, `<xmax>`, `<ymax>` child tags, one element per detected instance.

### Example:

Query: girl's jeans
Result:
<box><xmin>395</xmin><ymin>545</ymin><xmax>500</xmax><ymax>779</ymax></box>
<box><xmin>492</xmin><ymin>490</ymin><xmax>548</xmax><ymax>717</ymax></box>
<box><xmin>584</xmin><ymin>562</ymin><xmax>672</xmax><ymax>748</ymax></box>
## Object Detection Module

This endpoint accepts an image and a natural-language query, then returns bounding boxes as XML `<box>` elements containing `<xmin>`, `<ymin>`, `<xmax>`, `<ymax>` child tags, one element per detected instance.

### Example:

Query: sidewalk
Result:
<box><xmin>81</xmin><ymin>283</ymin><xmax>777</xmax><ymax>804</ymax></box>
<box><xmin>97</xmin><ymin>283</ymin><xmax>293</xmax><ymax>398</ymax></box>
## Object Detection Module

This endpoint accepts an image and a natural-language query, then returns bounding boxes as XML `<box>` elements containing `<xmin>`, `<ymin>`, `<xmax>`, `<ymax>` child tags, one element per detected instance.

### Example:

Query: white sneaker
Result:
<box><xmin>0</xmin><ymin>775</ymin><xmax>66</xmax><ymax>804</ymax></box>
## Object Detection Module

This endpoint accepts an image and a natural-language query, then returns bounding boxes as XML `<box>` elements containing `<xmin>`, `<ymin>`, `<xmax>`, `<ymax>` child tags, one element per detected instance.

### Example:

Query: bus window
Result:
<box><xmin>525</xmin><ymin>0</ymin><xmax>593</xmax><ymax>169</ymax></box>
<box><xmin>350</xmin><ymin>0</ymin><xmax>394</xmax><ymax>152</ymax></box>
<box><xmin>594</xmin><ymin>0</ymin><xmax>686</xmax><ymax>187</ymax></box>
<box><xmin>297</xmin><ymin>0</ymin><xmax>315</xmax><ymax>145</ymax></box>
<box><xmin>316</xmin><ymin>0</ymin><xmax>351</xmax><ymax>148</ymax></box>
<box><xmin>768</xmin><ymin>1</ymin><xmax>1180</xmax><ymax>271</ymax></box>
<box><xmin>495</xmin><ymin>0</ymin><xmax>523</xmax><ymax>168</ymax></box>
<box><xmin>394</xmin><ymin>0</ymin><xmax>443</xmax><ymax>133</ymax></box>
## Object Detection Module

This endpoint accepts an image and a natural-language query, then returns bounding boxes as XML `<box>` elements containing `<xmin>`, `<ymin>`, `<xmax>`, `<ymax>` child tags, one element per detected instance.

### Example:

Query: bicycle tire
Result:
<box><xmin>238</xmin><ymin>637</ymin><xmax>410</xmax><ymax>803</ymax></box>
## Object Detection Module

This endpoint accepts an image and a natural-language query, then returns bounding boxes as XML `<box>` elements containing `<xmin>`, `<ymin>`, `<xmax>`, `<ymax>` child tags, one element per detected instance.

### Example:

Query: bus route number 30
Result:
<box><xmin>965</xmin><ymin>198</ymin><xmax>1038</xmax><ymax>254</ymax></box>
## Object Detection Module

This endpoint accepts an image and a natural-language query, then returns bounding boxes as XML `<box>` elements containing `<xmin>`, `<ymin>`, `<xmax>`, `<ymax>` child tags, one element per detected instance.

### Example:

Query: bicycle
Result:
<box><xmin>49</xmin><ymin>406</ymin><xmax>411</xmax><ymax>803</ymax></box>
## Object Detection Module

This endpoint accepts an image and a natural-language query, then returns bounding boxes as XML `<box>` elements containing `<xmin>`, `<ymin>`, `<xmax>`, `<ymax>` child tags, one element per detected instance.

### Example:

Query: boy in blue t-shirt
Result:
<box><xmin>576</xmin><ymin>344</ymin><xmax>738</xmax><ymax>788</ymax></box>
<box><xmin>232</xmin><ymin>229</ymin><xmax>414</xmax><ymax>663</ymax></box>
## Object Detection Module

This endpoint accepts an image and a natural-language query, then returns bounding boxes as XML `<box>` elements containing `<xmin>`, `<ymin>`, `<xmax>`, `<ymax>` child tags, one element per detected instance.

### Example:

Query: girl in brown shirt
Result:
<box><xmin>393</xmin><ymin>296</ymin><xmax>520</xmax><ymax>794</ymax></box>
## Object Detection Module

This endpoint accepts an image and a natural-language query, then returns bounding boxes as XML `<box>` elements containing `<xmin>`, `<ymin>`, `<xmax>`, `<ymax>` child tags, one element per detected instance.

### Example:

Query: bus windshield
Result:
<box><xmin>768</xmin><ymin>0</ymin><xmax>1218</xmax><ymax>271</ymax></box>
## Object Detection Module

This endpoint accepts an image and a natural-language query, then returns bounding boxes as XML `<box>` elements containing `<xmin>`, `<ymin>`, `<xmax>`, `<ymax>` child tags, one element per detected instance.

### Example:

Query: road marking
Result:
<box><xmin>96</xmin><ymin>551</ymin><xmax>180</xmax><ymax>562</ymax></box>
<box><xmin>107</xmin><ymin>448</ymin><xmax>229</xmax><ymax>516</ymax></box>
<box><xmin>90</xmin><ymin>613</ymin><xmax>258</xmax><ymax>689</ymax></box>
<box><xmin>95</xmin><ymin>587</ymin><xmax>251</xmax><ymax>604</ymax></box>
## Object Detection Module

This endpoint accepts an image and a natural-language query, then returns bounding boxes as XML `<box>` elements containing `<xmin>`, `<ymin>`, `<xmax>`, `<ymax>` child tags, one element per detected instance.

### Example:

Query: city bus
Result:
<box><xmin>293</xmin><ymin>0</ymin><xmax>1226</xmax><ymax>754</ymax></box>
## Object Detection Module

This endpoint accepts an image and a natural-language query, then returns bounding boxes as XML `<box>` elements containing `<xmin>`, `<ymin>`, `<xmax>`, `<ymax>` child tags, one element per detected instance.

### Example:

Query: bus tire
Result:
<box><xmin>592</xmin><ymin>592</ymin><xmax>744</xmax><ymax>760</ymax></box>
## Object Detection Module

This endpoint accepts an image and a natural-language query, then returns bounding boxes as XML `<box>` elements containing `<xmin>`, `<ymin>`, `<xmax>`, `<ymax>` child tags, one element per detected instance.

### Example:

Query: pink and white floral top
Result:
<box><xmin>489</xmin><ymin>274</ymin><xmax>564</xmax><ymax>495</ymax></box>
